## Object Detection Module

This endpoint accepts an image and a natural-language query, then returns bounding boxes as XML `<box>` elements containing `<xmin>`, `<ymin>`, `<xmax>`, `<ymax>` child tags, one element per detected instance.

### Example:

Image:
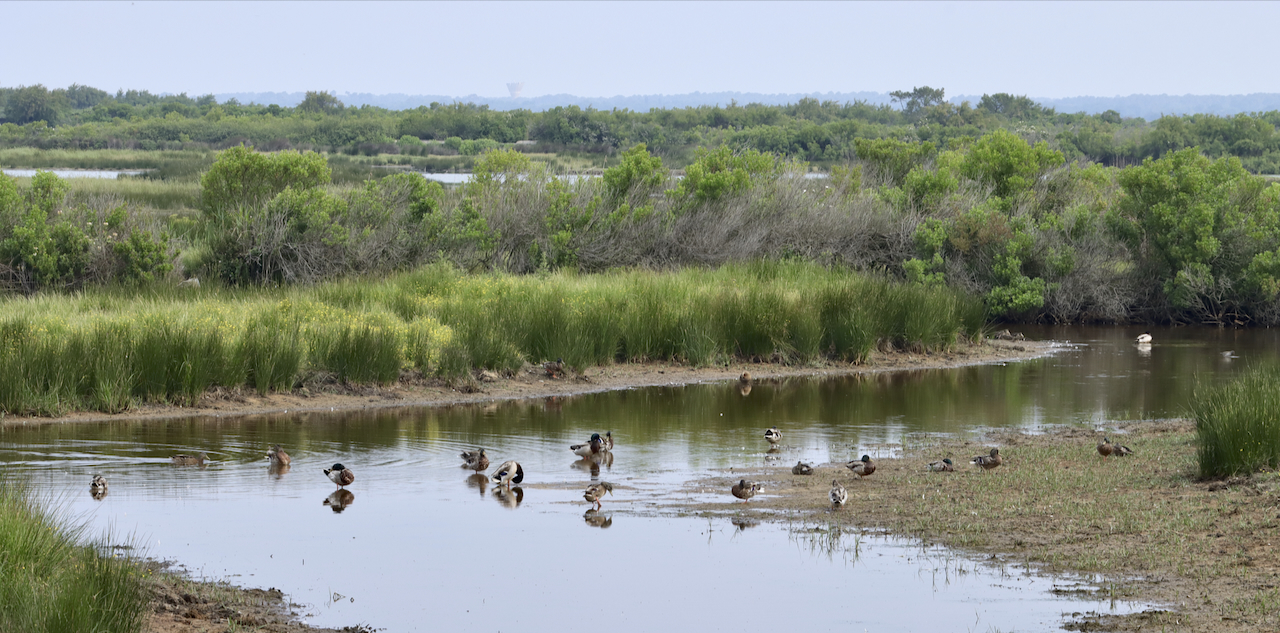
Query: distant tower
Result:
<box><xmin>507</xmin><ymin>82</ymin><xmax>525</xmax><ymax>98</ymax></box>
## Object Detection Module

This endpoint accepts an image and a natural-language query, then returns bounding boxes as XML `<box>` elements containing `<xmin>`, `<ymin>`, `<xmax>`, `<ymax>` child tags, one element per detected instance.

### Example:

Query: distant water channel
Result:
<box><xmin>1</xmin><ymin>168</ymin><xmax>146</xmax><ymax>179</ymax></box>
<box><xmin>5</xmin><ymin>325</ymin><xmax>1273</xmax><ymax>631</ymax></box>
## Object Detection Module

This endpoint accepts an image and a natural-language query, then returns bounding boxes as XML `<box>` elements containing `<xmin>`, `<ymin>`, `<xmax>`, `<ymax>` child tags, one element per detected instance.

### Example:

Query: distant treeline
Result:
<box><xmin>2</xmin><ymin>84</ymin><xmax>1280</xmax><ymax>173</ymax></box>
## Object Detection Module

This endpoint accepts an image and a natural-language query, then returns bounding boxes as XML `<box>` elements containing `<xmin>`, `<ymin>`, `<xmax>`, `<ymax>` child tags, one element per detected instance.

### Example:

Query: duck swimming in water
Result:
<box><xmin>267</xmin><ymin>445</ymin><xmax>291</xmax><ymax>467</ymax></box>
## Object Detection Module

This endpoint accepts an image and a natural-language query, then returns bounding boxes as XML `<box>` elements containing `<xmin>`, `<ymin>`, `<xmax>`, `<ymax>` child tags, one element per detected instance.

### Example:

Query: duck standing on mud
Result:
<box><xmin>829</xmin><ymin>480</ymin><xmax>848</xmax><ymax>508</ymax></box>
<box><xmin>971</xmin><ymin>448</ymin><xmax>1002</xmax><ymax>472</ymax></box>
<box><xmin>731</xmin><ymin>479</ymin><xmax>762</xmax><ymax>502</ymax></box>
<box><xmin>324</xmin><ymin>463</ymin><xmax>355</xmax><ymax>489</ymax></box>
<box><xmin>847</xmin><ymin>455</ymin><xmax>876</xmax><ymax>480</ymax></box>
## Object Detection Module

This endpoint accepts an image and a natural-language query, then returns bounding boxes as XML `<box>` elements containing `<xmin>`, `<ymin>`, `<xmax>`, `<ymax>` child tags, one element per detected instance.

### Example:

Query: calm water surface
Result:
<box><xmin>1</xmin><ymin>168</ymin><xmax>146</xmax><ymax>179</ymax></box>
<box><xmin>5</xmin><ymin>325</ymin><xmax>1275</xmax><ymax>631</ymax></box>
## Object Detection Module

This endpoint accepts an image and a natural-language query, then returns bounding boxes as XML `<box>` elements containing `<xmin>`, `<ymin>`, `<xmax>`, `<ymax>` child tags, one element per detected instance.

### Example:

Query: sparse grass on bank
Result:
<box><xmin>0</xmin><ymin>477</ymin><xmax>149</xmax><ymax>633</ymax></box>
<box><xmin>1191</xmin><ymin>362</ymin><xmax>1280</xmax><ymax>478</ymax></box>
<box><xmin>0</xmin><ymin>260</ymin><xmax>984</xmax><ymax>416</ymax></box>
<box><xmin>701</xmin><ymin>421</ymin><xmax>1280</xmax><ymax>632</ymax></box>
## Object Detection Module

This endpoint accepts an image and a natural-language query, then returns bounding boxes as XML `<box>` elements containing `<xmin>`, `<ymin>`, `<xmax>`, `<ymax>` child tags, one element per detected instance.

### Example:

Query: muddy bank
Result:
<box><xmin>3</xmin><ymin>338</ymin><xmax>1055</xmax><ymax>427</ymax></box>
<box><xmin>677</xmin><ymin>421</ymin><xmax>1280</xmax><ymax>632</ymax></box>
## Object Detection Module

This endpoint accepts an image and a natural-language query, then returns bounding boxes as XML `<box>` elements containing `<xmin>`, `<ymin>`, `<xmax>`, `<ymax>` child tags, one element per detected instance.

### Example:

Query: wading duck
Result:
<box><xmin>461</xmin><ymin>448</ymin><xmax>490</xmax><ymax>473</ymax></box>
<box><xmin>171</xmin><ymin>452</ymin><xmax>208</xmax><ymax>466</ymax></box>
<box><xmin>971</xmin><ymin>448</ymin><xmax>1002</xmax><ymax>471</ymax></box>
<box><xmin>602</xmin><ymin>431</ymin><xmax>614</xmax><ymax>452</ymax></box>
<box><xmin>90</xmin><ymin>475</ymin><xmax>108</xmax><ymax>498</ymax></box>
<box><xmin>583</xmin><ymin>482</ymin><xmax>614</xmax><ymax>509</ymax></box>
<box><xmin>571</xmin><ymin>433</ymin><xmax>606</xmax><ymax>458</ymax></box>
<box><xmin>792</xmin><ymin>461</ymin><xmax>815</xmax><ymax>475</ymax></box>
<box><xmin>731</xmin><ymin>479</ymin><xmax>762</xmax><ymax>502</ymax></box>
<box><xmin>926</xmin><ymin>458</ymin><xmax>955</xmax><ymax>472</ymax></box>
<box><xmin>267</xmin><ymin>445</ymin><xmax>291</xmax><ymax>467</ymax></box>
<box><xmin>847</xmin><ymin>455</ymin><xmax>876</xmax><ymax>480</ymax></box>
<box><xmin>764</xmin><ymin>427</ymin><xmax>782</xmax><ymax>445</ymax></box>
<box><xmin>324</xmin><ymin>463</ymin><xmax>355</xmax><ymax>489</ymax></box>
<box><xmin>491</xmin><ymin>460</ymin><xmax>524</xmax><ymax>486</ymax></box>
<box><xmin>829</xmin><ymin>480</ymin><xmax>848</xmax><ymax>508</ymax></box>
<box><xmin>1136</xmin><ymin>332</ymin><xmax>1153</xmax><ymax>344</ymax></box>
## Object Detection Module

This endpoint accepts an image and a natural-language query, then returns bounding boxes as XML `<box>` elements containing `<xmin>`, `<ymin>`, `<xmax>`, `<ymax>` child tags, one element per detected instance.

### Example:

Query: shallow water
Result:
<box><xmin>1</xmin><ymin>168</ymin><xmax>146</xmax><ymax>179</ymax></box>
<box><xmin>5</xmin><ymin>325</ymin><xmax>1272</xmax><ymax>630</ymax></box>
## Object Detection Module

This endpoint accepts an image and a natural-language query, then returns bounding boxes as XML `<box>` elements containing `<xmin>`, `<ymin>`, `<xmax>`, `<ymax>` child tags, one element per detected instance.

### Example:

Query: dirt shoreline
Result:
<box><xmin>3</xmin><ymin>338</ymin><xmax>1056</xmax><ymax>427</ymax></box>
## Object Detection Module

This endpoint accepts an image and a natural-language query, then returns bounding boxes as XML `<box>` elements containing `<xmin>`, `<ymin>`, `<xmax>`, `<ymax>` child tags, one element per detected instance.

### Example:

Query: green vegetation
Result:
<box><xmin>4</xmin><ymin>84</ymin><xmax>1280</xmax><ymax>172</ymax></box>
<box><xmin>0</xmin><ymin>477</ymin><xmax>149</xmax><ymax>632</ymax></box>
<box><xmin>0</xmin><ymin>260</ymin><xmax>981</xmax><ymax>415</ymax></box>
<box><xmin>1191</xmin><ymin>363</ymin><xmax>1280</xmax><ymax>477</ymax></box>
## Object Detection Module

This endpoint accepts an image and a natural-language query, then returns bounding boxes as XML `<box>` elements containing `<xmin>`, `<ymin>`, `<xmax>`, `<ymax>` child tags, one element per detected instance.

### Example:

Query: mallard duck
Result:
<box><xmin>1111</xmin><ymin>440</ymin><xmax>1135</xmax><ymax>457</ymax></box>
<box><xmin>267</xmin><ymin>444</ymin><xmax>291</xmax><ymax>467</ymax></box>
<box><xmin>571</xmin><ymin>433</ymin><xmax>606</xmax><ymax>458</ymax></box>
<box><xmin>764</xmin><ymin>427</ymin><xmax>782</xmax><ymax>445</ymax></box>
<box><xmin>971</xmin><ymin>448</ymin><xmax>1002</xmax><ymax>471</ymax></box>
<box><xmin>926</xmin><ymin>458</ymin><xmax>955</xmax><ymax>472</ymax></box>
<box><xmin>792</xmin><ymin>461</ymin><xmax>815</xmax><ymax>475</ymax></box>
<box><xmin>602</xmin><ymin>431</ymin><xmax>614</xmax><ymax>452</ymax></box>
<box><xmin>324</xmin><ymin>463</ymin><xmax>355</xmax><ymax>488</ymax></box>
<box><xmin>490</xmin><ymin>460</ymin><xmax>524</xmax><ymax>486</ymax></box>
<box><xmin>461</xmin><ymin>448</ymin><xmax>490</xmax><ymax>473</ymax></box>
<box><xmin>171</xmin><ymin>452</ymin><xmax>208</xmax><ymax>466</ymax></box>
<box><xmin>90</xmin><ymin>475</ymin><xmax>108</xmax><ymax>498</ymax></box>
<box><xmin>847</xmin><ymin>455</ymin><xmax>876</xmax><ymax>479</ymax></box>
<box><xmin>1097</xmin><ymin>437</ymin><xmax>1114</xmax><ymax>458</ymax></box>
<box><xmin>543</xmin><ymin>358</ymin><xmax>565</xmax><ymax>378</ymax></box>
<box><xmin>1136</xmin><ymin>331</ymin><xmax>1153</xmax><ymax>344</ymax></box>
<box><xmin>583</xmin><ymin>482</ymin><xmax>614</xmax><ymax>509</ymax></box>
<box><xmin>731</xmin><ymin>479</ymin><xmax>762</xmax><ymax>502</ymax></box>
<box><xmin>829</xmin><ymin>479</ymin><xmax>848</xmax><ymax>507</ymax></box>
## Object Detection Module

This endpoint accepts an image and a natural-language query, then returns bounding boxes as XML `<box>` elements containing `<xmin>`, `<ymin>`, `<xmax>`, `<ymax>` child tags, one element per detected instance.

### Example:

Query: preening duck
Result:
<box><xmin>267</xmin><ymin>445</ymin><xmax>291</xmax><ymax>467</ymax></box>
<box><xmin>1136</xmin><ymin>332</ymin><xmax>1153</xmax><ymax>344</ymax></box>
<box><xmin>731</xmin><ymin>479</ymin><xmax>762</xmax><ymax>502</ymax></box>
<box><xmin>324</xmin><ymin>463</ymin><xmax>355</xmax><ymax>488</ymax></box>
<box><xmin>90</xmin><ymin>475</ymin><xmax>108</xmax><ymax>499</ymax></box>
<box><xmin>971</xmin><ymin>448</ymin><xmax>1002</xmax><ymax>471</ymax></box>
<box><xmin>764</xmin><ymin>427</ymin><xmax>782</xmax><ymax>445</ymax></box>
<box><xmin>571</xmin><ymin>433</ymin><xmax>606</xmax><ymax>458</ymax></box>
<box><xmin>792</xmin><ymin>461</ymin><xmax>815</xmax><ymax>475</ymax></box>
<box><xmin>846</xmin><ymin>455</ymin><xmax>876</xmax><ymax>480</ymax></box>
<box><xmin>461</xmin><ymin>448</ymin><xmax>490</xmax><ymax>473</ymax></box>
<box><xmin>829</xmin><ymin>479</ymin><xmax>848</xmax><ymax>507</ymax></box>
<box><xmin>490</xmin><ymin>460</ymin><xmax>524</xmax><ymax>486</ymax></box>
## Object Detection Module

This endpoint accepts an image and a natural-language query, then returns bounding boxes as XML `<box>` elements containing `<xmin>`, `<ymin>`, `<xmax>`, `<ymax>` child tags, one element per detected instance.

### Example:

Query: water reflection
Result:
<box><xmin>268</xmin><ymin>462</ymin><xmax>291</xmax><ymax>478</ymax></box>
<box><xmin>492</xmin><ymin>485</ymin><xmax>523</xmax><ymax>509</ymax></box>
<box><xmin>323</xmin><ymin>489</ymin><xmax>355</xmax><ymax>513</ymax></box>
<box><xmin>1</xmin><ymin>324</ymin><xmax>1260</xmax><ymax>631</ymax></box>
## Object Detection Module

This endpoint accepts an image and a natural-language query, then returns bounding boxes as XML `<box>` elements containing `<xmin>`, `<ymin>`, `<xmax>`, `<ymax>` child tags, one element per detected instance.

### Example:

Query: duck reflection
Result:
<box><xmin>731</xmin><ymin>517</ymin><xmax>759</xmax><ymax>531</ymax></box>
<box><xmin>583</xmin><ymin>509</ymin><xmax>613</xmax><ymax>528</ymax></box>
<box><xmin>465</xmin><ymin>473</ymin><xmax>489</xmax><ymax>497</ymax></box>
<box><xmin>323</xmin><ymin>489</ymin><xmax>355</xmax><ymax>513</ymax></box>
<box><xmin>571</xmin><ymin>452</ymin><xmax>613</xmax><ymax>476</ymax></box>
<box><xmin>1136</xmin><ymin>342</ymin><xmax>1152</xmax><ymax>357</ymax></box>
<box><xmin>268</xmin><ymin>462</ymin><xmax>291</xmax><ymax>477</ymax></box>
<box><xmin>738</xmin><ymin>372</ymin><xmax>752</xmax><ymax>397</ymax></box>
<box><xmin>492</xmin><ymin>485</ymin><xmax>523</xmax><ymax>509</ymax></box>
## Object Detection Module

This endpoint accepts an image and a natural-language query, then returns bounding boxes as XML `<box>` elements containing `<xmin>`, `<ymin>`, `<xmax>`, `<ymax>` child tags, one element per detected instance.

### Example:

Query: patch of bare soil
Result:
<box><xmin>671</xmin><ymin>420</ymin><xmax>1280</xmax><ymax>632</ymax></box>
<box><xmin>2</xmin><ymin>339</ymin><xmax>1054</xmax><ymax>428</ymax></box>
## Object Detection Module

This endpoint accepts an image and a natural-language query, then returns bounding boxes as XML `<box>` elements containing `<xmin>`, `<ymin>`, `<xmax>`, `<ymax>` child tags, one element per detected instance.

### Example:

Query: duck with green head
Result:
<box><xmin>846</xmin><ymin>455</ymin><xmax>875</xmax><ymax>480</ymax></box>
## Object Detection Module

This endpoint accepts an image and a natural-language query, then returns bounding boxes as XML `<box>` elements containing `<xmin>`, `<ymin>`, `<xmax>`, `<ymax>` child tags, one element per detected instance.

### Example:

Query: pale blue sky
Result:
<box><xmin>6</xmin><ymin>1</ymin><xmax>1278</xmax><ymax>99</ymax></box>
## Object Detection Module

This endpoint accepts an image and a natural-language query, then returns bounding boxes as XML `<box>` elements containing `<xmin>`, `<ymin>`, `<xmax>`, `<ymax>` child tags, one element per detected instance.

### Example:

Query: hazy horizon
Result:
<box><xmin>5</xmin><ymin>1</ymin><xmax>1278</xmax><ymax>100</ymax></box>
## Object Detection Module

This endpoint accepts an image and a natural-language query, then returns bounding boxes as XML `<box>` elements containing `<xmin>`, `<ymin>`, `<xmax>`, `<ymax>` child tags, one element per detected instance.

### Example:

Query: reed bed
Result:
<box><xmin>0</xmin><ymin>477</ymin><xmax>150</xmax><ymax>633</ymax></box>
<box><xmin>1191</xmin><ymin>363</ymin><xmax>1280</xmax><ymax>477</ymax></box>
<box><xmin>0</xmin><ymin>260</ymin><xmax>983</xmax><ymax>415</ymax></box>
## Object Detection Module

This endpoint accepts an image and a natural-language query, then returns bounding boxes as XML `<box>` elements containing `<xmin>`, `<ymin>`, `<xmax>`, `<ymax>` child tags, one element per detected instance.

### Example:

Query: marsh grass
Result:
<box><xmin>0</xmin><ymin>260</ymin><xmax>983</xmax><ymax>415</ymax></box>
<box><xmin>1191</xmin><ymin>362</ymin><xmax>1280</xmax><ymax>477</ymax></box>
<box><xmin>0</xmin><ymin>477</ymin><xmax>149</xmax><ymax>633</ymax></box>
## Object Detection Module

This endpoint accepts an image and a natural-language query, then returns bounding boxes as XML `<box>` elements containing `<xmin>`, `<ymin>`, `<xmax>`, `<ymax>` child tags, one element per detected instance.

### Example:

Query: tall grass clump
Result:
<box><xmin>1191</xmin><ymin>363</ymin><xmax>1280</xmax><ymax>478</ymax></box>
<box><xmin>0</xmin><ymin>477</ymin><xmax>150</xmax><ymax>633</ymax></box>
<box><xmin>238</xmin><ymin>309</ymin><xmax>303</xmax><ymax>394</ymax></box>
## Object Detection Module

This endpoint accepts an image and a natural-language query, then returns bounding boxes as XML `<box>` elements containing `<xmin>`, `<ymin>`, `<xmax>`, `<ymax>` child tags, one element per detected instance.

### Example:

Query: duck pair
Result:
<box><xmin>1097</xmin><ymin>437</ymin><xmax>1135</xmax><ymax>458</ymax></box>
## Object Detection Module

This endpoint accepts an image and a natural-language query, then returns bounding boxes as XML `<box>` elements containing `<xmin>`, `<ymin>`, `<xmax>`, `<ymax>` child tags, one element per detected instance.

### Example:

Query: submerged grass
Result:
<box><xmin>0</xmin><ymin>260</ymin><xmax>984</xmax><ymax>415</ymax></box>
<box><xmin>1191</xmin><ymin>362</ymin><xmax>1280</xmax><ymax>478</ymax></box>
<box><xmin>0</xmin><ymin>477</ymin><xmax>149</xmax><ymax>633</ymax></box>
